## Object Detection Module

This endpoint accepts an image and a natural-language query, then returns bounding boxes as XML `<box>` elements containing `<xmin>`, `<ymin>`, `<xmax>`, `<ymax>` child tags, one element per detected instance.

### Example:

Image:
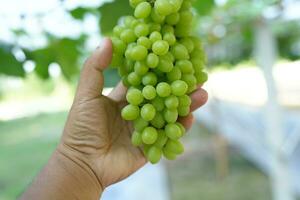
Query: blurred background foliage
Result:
<box><xmin>1</xmin><ymin>0</ymin><xmax>299</xmax><ymax>87</ymax></box>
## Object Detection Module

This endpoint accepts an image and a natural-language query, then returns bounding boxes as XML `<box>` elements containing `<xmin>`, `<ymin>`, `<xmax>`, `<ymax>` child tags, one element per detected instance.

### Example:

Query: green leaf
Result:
<box><xmin>193</xmin><ymin>0</ymin><xmax>215</xmax><ymax>16</ymax></box>
<box><xmin>98</xmin><ymin>0</ymin><xmax>133</xmax><ymax>34</ymax></box>
<box><xmin>0</xmin><ymin>45</ymin><xmax>25</xmax><ymax>77</ymax></box>
<box><xmin>70</xmin><ymin>7</ymin><xmax>91</xmax><ymax>20</ymax></box>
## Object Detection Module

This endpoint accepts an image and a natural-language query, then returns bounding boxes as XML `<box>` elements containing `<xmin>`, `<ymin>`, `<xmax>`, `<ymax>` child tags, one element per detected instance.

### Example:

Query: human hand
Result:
<box><xmin>58</xmin><ymin>38</ymin><xmax>208</xmax><ymax>192</ymax></box>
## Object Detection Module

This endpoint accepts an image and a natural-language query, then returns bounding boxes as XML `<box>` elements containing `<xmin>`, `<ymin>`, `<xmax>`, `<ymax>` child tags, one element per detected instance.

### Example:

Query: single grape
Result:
<box><xmin>151</xmin><ymin>96</ymin><xmax>165</xmax><ymax>111</ymax></box>
<box><xmin>176</xmin><ymin>60</ymin><xmax>193</xmax><ymax>74</ymax></box>
<box><xmin>195</xmin><ymin>71</ymin><xmax>208</xmax><ymax>84</ymax></box>
<box><xmin>112</xmin><ymin>37</ymin><xmax>126</xmax><ymax>54</ymax></box>
<box><xmin>126</xmin><ymin>88</ymin><xmax>144</xmax><ymax>105</ymax></box>
<box><xmin>175</xmin><ymin>122</ymin><xmax>186</xmax><ymax>135</ymax></box>
<box><xmin>165</xmin><ymin>95</ymin><xmax>179</xmax><ymax>109</ymax></box>
<box><xmin>154</xmin><ymin>129</ymin><xmax>168</xmax><ymax>147</ymax></box>
<box><xmin>146</xmin><ymin>53</ymin><xmax>159</xmax><ymax>68</ymax></box>
<box><xmin>156</xmin><ymin>82</ymin><xmax>171</xmax><ymax>97</ymax></box>
<box><xmin>137</xmin><ymin>36</ymin><xmax>152</xmax><ymax>49</ymax></box>
<box><xmin>165</xmin><ymin>139</ymin><xmax>184</xmax><ymax>154</ymax></box>
<box><xmin>181</xmin><ymin>0</ymin><xmax>192</xmax><ymax>10</ymax></box>
<box><xmin>134</xmin><ymin>117</ymin><xmax>149</xmax><ymax>132</ymax></box>
<box><xmin>121</xmin><ymin>104</ymin><xmax>140</xmax><ymax>120</ymax></box>
<box><xmin>128</xmin><ymin>72</ymin><xmax>142</xmax><ymax>86</ymax></box>
<box><xmin>163</xmin><ymin>32</ymin><xmax>176</xmax><ymax>45</ymax></box>
<box><xmin>171</xmin><ymin>80</ymin><xmax>188</xmax><ymax>96</ymax></box>
<box><xmin>157</xmin><ymin>57</ymin><xmax>173</xmax><ymax>72</ymax></box>
<box><xmin>182</xmin><ymin>74</ymin><xmax>197</xmax><ymax>88</ymax></box>
<box><xmin>131</xmin><ymin>45</ymin><xmax>148</xmax><ymax>61</ymax></box>
<box><xmin>147</xmin><ymin>146</ymin><xmax>162</xmax><ymax>164</ymax></box>
<box><xmin>134</xmin><ymin>61</ymin><xmax>149</xmax><ymax>76</ymax></box>
<box><xmin>131</xmin><ymin>131</ymin><xmax>143</xmax><ymax>146</ymax></box>
<box><xmin>149</xmin><ymin>31</ymin><xmax>162</xmax><ymax>43</ymax></box>
<box><xmin>142</xmin><ymin>127</ymin><xmax>158</xmax><ymax>144</ymax></box>
<box><xmin>154</xmin><ymin>0</ymin><xmax>174</xmax><ymax>16</ymax></box>
<box><xmin>120</xmin><ymin>29</ymin><xmax>137</xmax><ymax>43</ymax></box>
<box><xmin>178</xmin><ymin>94</ymin><xmax>192</xmax><ymax>107</ymax></box>
<box><xmin>164</xmin><ymin>109</ymin><xmax>178</xmax><ymax>123</ymax></box>
<box><xmin>134</xmin><ymin>23</ymin><xmax>150</xmax><ymax>37</ymax></box>
<box><xmin>180</xmin><ymin>37</ymin><xmax>194</xmax><ymax>53</ymax></box>
<box><xmin>161</xmin><ymin>25</ymin><xmax>174</xmax><ymax>34</ymax></box>
<box><xmin>141</xmin><ymin>104</ymin><xmax>156</xmax><ymax>121</ymax></box>
<box><xmin>134</xmin><ymin>2</ymin><xmax>152</xmax><ymax>19</ymax></box>
<box><xmin>150</xmin><ymin>112</ymin><xmax>165</xmax><ymax>129</ymax></box>
<box><xmin>152</xmin><ymin>40</ymin><xmax>169</xmax><ymax>56</ymax></box>
<box><xmin>142</xmin><ymin>85</ymin><xmax>157</xmax><ymax>100</ymax></box>
<box><xmin>178</xmin><ymin>105</ymin><xmax>190</xmax><ymax>117</ymax></box>
<box><xmin>142</xmin><ymin>72</ymin><xmax>158</xmax><ymax>86</ymax></box>
<box><xmin>122</xmin><ymin>76</ymin><xmax>130</xmax><ymax>87</ymax></box>
<box><xmin>171</xmin><ymin>43</ymin><xmax>189</xmax><ymax>60</ymax></box>
<box><xmin>167</xmin><ymin>66</ymin><xmax>182</xmax><ymax>82</ymax></box>
<box><xmin>151</xmin><ymin>9</ymin><xmax>165</xmax><ymax>23</ymax></box>
<box><xmin>113</xmin><ymin>25</ymin><xmax>124</xmax><ymax>37</ymax></box>
<box><xmin>165</xmin><ymin>12</ymin><xmax>180</xmax><ymax>25</ymax></box>
<box><xmin>124</xmin><ymin>16</ymin><xmax>136</xmax><ymax>27</ymax></box>
<box><xmin>149</xmin><ymin>23</ymin><xmax>162</xmax><ymax>32</ymax></box>
<box><xmin>165</xmin><ymin>123</ymin><xmax>182</xmax><ymax>140</ymax></box>
<box><xmin>163</xmin><ymin>148</ymin><xmax>177</xmax><ymax>160</ymax></box>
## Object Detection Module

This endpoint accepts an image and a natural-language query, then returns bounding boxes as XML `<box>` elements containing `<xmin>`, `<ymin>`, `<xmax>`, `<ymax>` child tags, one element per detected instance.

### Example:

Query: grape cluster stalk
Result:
<box><xmin>111</xmin><ymin>0</ymin><xmax>208</xmax><ymax>164</ymax></box>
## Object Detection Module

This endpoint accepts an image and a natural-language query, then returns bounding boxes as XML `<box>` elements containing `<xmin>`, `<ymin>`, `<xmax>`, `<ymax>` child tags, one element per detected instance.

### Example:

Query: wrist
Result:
<box><xmin>54</xmin><ymin>144</ymin><xmax>104</xmax><ymax>199</ymax></box>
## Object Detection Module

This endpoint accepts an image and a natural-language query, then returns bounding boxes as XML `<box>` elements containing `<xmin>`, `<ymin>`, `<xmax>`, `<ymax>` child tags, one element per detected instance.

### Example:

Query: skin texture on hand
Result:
<box><xmin>21</xmin><ymin>38</ymin><xmax>208</xmax><ymax>200</ymax></box>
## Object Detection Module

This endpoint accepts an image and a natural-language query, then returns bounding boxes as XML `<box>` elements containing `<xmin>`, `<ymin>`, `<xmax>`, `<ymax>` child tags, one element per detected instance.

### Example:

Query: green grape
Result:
<box><xmin>130</xmin><ymin>19</ymin><xmax>140</xmax><ymax>29</ymax></box>
<box><xmin>150</xmin><ymin>112</ymin><xmax>165</xmax><ymax>129</ymax></box>
<box><xmin>113</xmin><ymin>25</ymin><xmax>124</xmax><ymax>37</ymax></box>
<box><xmin>178</xmin><ymin>106</ymin><xmax>190</xmax><ymax>117</ymax></box>
<box><xmin>142</xmin><ymin>127</ymin><xmax>158</xmax><ymax>144</ymax></box>
<box><xmin>134</xmin><ymin>23</ymin><xmax>150</xmax><ymax>37</ymax></box>
<box><xmin>163</xmin><ymin>32</ymin><xmax>176</xmax><ymax>45</ymax></box>
<box><xmin>175</xmin><ymin>122</ymin><xmax>186</xmax><ymax>135</ymax></box>
<box><xmin>157</xmin><ymin>57</ymin><xmax>173</xmax><ymax>73</ymax></box>
<box><xmin>165</xmin><ymin>95</ymin><xmax>179</xmax><ymax>109</ymax></box>
<box><xmin>134</xmin><ymin>117</ymin><xmax>149</xmax><ymax>131</ymax></box>
<box><xmin>163</xmin><ymin>148</ymin><xmax>177</xmax><ymax>160</ymax></box>
<box><xmin>142</xmin><ymin>72</ymin><xmax>158</xmax><ymax>86</ymax></box>
<box><xmin>147</xmin><ymin>146</ymin><xmax>162</xmax><ymax>164</ymax></box>
<box><xmin>180</xmin><ymin>37</ymin><xmax>194</xmax><ymax>53</ymax></box>
<box><xmin>154</xmin><ymin>129</ymin><xmax>168</xmax><ymax>147</ymax></box>
<box><xmin>161</xmin><ymin>25</ymin><xmax>174</xmax><ymax>34</ymax></box>
<box><xmin>131</xmin><ymin>45</ymin><xmax>148</xmax><ymax>61</ymax></box>
<box><xmin>165</xmin><ymin>12</ymin><xmax>180</xmax><ymax>25</ymax></box>
<box><xmin>154</xmin><ymin>0</ymin><xmax>174</xmax><ymax>16</ymax></box>
<box><xmin>134</xmin><ymin>2</ymin><xmax>152</xmax><ymax>19</ymax></box>
<box><xmin>191</xmin><ymin>36</ymin><xmax>203</xmax><ymax>50</ymax></box>
<box><xmin>128</xmin><ymin>72</ymin><xmax>142</xmax><ymax>86</ymax></box>
<box><xmin>121</xmin><ymin>104</ymin><xmax>140</xmax><ymax>120</ymax></box>
<box><xmin>171</xmin><ymin>43</ymin><xmax>189</xmax><ymax>60</ymax></box>
<box><xmin>165</xmin><ymin>123</ymin><xmax>182</xmax><ymax>140</ymax></box>
<box><xmin>149</xmin><ymin>31</ymin><xmax>162</xmax><ymax>43</ymax></box>
<box><xmin>151</xmin><ymin>96</ymin><xmax>165</xmax><ymax>111</ymax></box>
<box><xmin>195</xmin><ymin>71</ymin><xmax>208</xmax><ymax>84</ymax></box>
<box><xmin>143</xmin><ymin>144</ymin><xmax>151</xmax><ymax>156</ymax></box>
<box><xmin>122</xmin><ymin>76</ymin><xmax>130</xmax><ymax>87</ymax></box>
<box><xmin>177</xmin><ymin>10</ymin><xmax>193</xmax><ymax>26</ymax></box>
<box><xmin>167</xmin><ymin>66</ymin><xmax>182</xmax><ymax>82</ymax></box>
<box><xmin>118</xmin><ymin>65</ymin><xmax>127</xmax><ymax>77</ymax></box>
<box><xmin>181</xmin><ymin>0</ymin><xmax>192</xmax><ymax>10</ymax></box>
<box><xmin>152</xmin><ymin>40</ymin><xmax>169</xmax><ymax>56</ymax></box>
<box><xmin>146</xmin><ymin>53</ymin><xmax>159</xmax><ymax>68</ymax></box>
<box><xmin>141</xmin><ymin>104</ymin><xmax>156</xmax><ymax>121</ymax></box>
<box><xmin>156</xmin><ymin>82</ymin><xmax>171</xmax><ymax>97</ymax></box>
<box><xmin>131</xmin><ymin>131</ymin><xmax>143</xmax><ymax>146</ymax></box>
<box><xmin>170</xmin><ymin>0</ymin><xmax>183</xmax><ymax>12</ymax></box>
<box><xmin>112</xmin><ymin>37</ymin><xmax>126</xmax><ymax>54</ymax></box>
<box><xmin>126</xmin><ymin>88</ymin><xmax>144</xmax><ymax>105</ymax></box>
<box><xmin>124</xmin><ymin>16</ymin><xmax>136</xmax><ymax>27</ymax></box>
<box><xmin>164</xmin><ymin>109</ymin><xmax>178</xmax><ymax>123</ymax></box>
<box><xmin>142</xmin><ymin>85</ymin><xmax>157</xmax><ymax>100</ymax></box>
<box><xmin>111</xmin><ymin>54</ymin><xmax>123</xmax><ymax>67</ymax></box>
<box><xmin>164</xmin><ymin>52</ymin><xmax>175</xmax><ymax>63</ymax></box>
<box><xmin>175</xmin><ymin>23</ymin><xmax>192</xmax><ymax>37</ymax></box>
<box><xmin>120</xmin><ymin>29</ymin><xmax>137</xmax><ymax>43</ymax></box>
<box><xmin>176</xmin><ymin>60</ymin><xmax>193</xmax><ymax>74</ymax></box>
<box><xmin>182</xmin><ymin>74</ymin><xmax>197</xmax><ymax>88</ymax></box>
<box><xmin>151</xmin><ymin>9</ymin><xmax>165</xmax><ymax>23</ymax></box>
<box><xmin>171</xmin><ymin>80</ymin><xmax>188</xmax><ymax>96</ymax></box>
<box><xmin>178</xmin><ymin>94</ymin><xmax>191</xmax><ymax>107</ymax></box>
<box><xmin>137</xmin><ymin>36</ymin><xmax>152</xmax><ymax>49</ymax></box>
<box><xmin>134</xmin><ymin>61</ymin><xmax>149</xmax><ymax>75</ymax></box>
<box><xmin>165</xmin><ymin>139</ymin><xmax>184</xmax><ymax>154</ymax></box>
<box><xmin>149</xmin><ymin>23</ymin><xmax>161</xmax><ymax>32</ymax></box>
<box><xmin>125</xmin><ymin>59</ymin><xmax>134</xmax><ymax>72</ymax></box>
<box><xmin>187</xmin><ymin>84</ymin><xmax>197</xmax><ymax>93</ymax></box>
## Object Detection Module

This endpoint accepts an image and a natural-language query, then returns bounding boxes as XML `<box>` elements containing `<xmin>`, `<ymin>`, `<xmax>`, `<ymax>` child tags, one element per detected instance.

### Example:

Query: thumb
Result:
<box><xmin>75</xmin><ymin>38</ymin><xmax>113</xmax><ymax>102</ymax></box>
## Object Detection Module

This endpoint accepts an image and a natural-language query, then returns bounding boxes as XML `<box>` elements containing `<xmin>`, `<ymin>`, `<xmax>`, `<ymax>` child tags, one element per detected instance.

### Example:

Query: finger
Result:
<box><xmin>108</xmin><ymin>81</ymin><xmax>128</xmax><ymax>102</ymax></box>
<box><xmin>178</xmin><ymin>113</ymin><xmax>195</xmax><ymax>131</ymax></box>
<box><xmin>75</xmin><ymin>38</ymin><xmax>113</xmax><ymax>102</ymax></box>
<box><xmin>190</xmin><ymin>88</ymin><xmax>208</xmax><ymax>112</ymax></box>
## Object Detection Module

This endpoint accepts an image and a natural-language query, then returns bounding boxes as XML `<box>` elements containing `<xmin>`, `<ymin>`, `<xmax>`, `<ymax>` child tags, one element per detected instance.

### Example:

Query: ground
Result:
<box><xmin>0</xmin><ymin>112</ymin><xmax>275</xmax><ymax>200</ymax></box>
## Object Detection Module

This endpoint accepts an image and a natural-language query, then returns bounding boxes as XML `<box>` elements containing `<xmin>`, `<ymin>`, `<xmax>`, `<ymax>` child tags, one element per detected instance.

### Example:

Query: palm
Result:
<box><xmin>62</xmin><ymin>95</ymin><xmax>146</xmax><ymax>187</ymax></box>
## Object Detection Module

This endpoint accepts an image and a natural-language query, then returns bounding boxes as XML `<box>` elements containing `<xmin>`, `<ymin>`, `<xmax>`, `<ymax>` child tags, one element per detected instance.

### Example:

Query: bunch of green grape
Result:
<box><xmin>111</xmin><ymin>0</ymin><xmax>208</xmax><ymax>164</ymax></box>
